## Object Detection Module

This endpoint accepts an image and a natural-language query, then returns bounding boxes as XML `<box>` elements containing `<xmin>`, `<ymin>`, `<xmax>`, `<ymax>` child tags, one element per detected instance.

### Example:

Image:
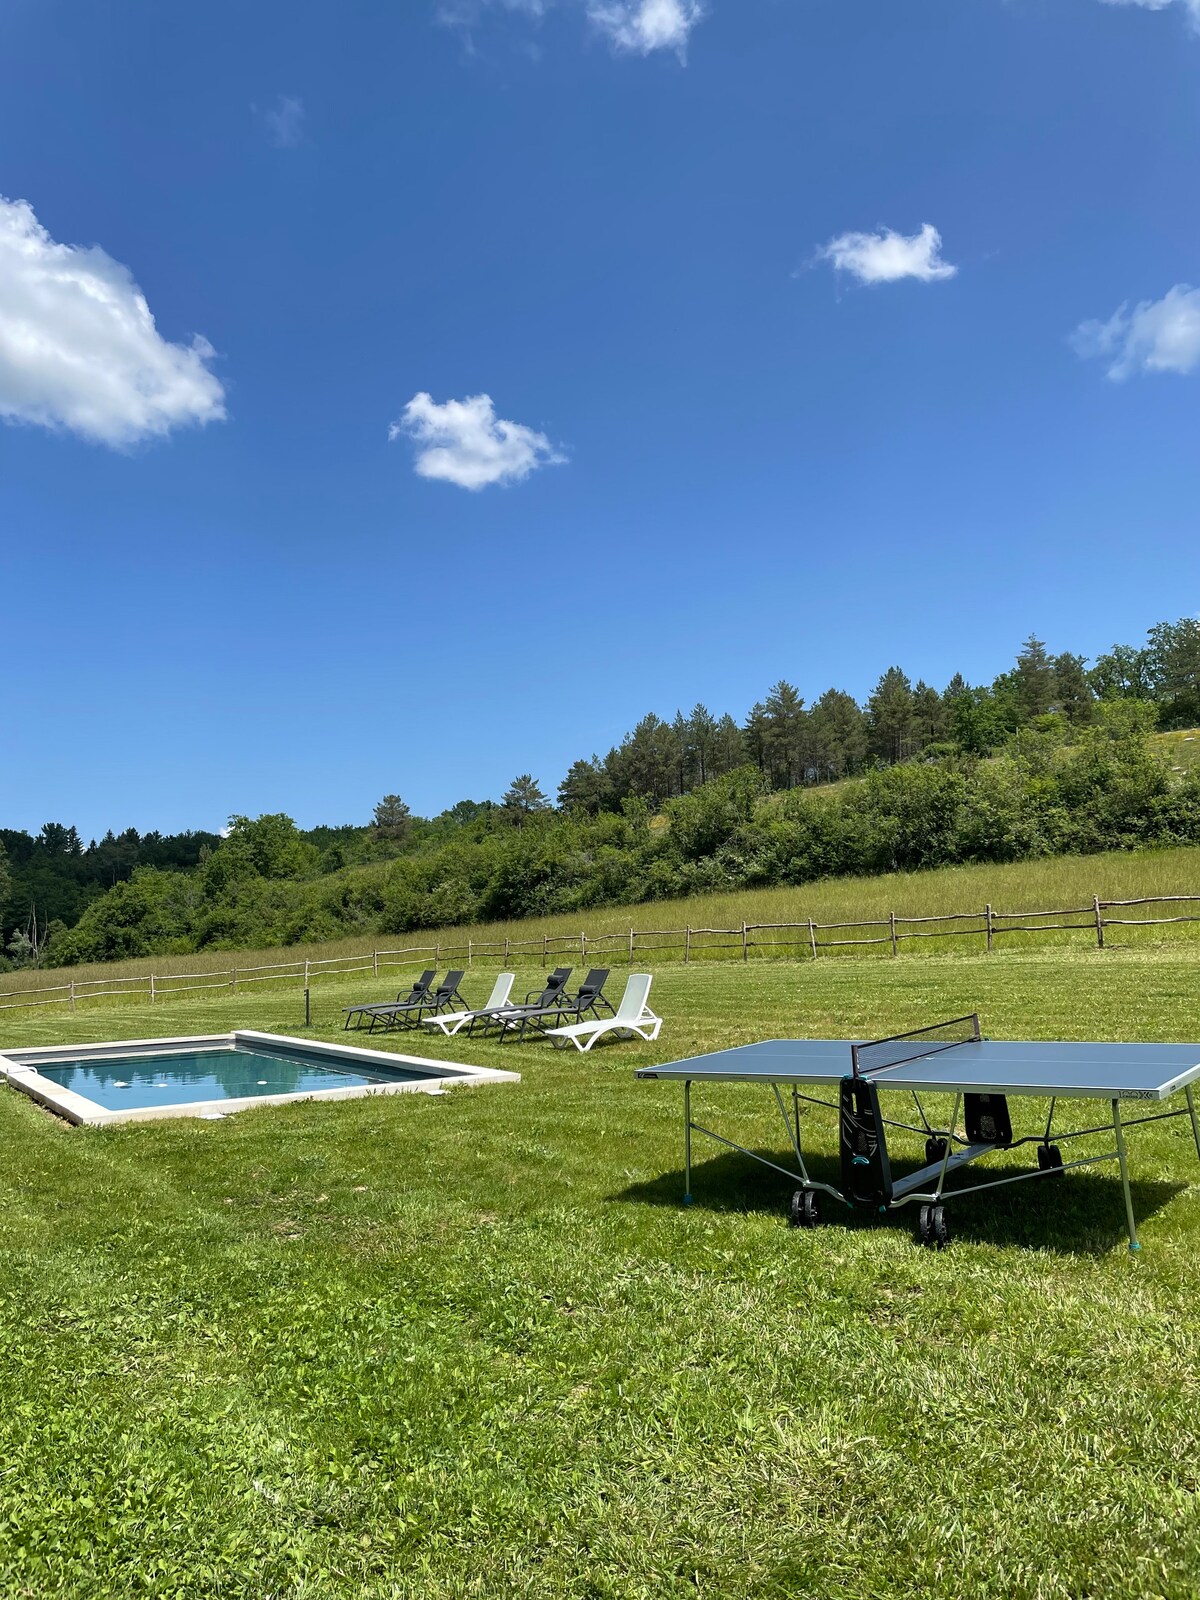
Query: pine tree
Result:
<box><xmin>867</xmin><ymin>667</ymin><xmax>916</xmax><ymax>763</ymax></box>
<box><xmin>372</xmin><ymin>795</ymin><xmax>412</xmax><ymax>842</ymax></box>
<box><xmin>1015</xmin><ymin>635</ymin><xmax>1055</xmax><ymax>719</ymax></box>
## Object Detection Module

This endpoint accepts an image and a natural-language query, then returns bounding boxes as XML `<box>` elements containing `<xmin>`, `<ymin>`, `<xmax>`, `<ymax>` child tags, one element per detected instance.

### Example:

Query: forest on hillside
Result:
<box><xmin>2</xmin><ymin>616</ymin><xmax>1198</xmax><ymax>968</ymax></box>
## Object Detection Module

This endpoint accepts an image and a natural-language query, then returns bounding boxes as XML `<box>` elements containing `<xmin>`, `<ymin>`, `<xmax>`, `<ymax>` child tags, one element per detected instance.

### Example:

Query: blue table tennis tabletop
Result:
<box><xmin>636</xmin><ymin>1036</ymin><xmax>1200</xmax><ymax>1101</ymax></box>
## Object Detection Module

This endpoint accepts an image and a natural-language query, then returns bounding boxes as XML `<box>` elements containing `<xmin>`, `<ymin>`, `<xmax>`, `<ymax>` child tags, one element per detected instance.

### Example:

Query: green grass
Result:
<box><xmin>4</xmin><ymin>950</ymin><xmax>1200</xmax><ymax>1597</ymax></box>
<box><xmin>5</xmin><ymin>842</ymin><xmax>1200</xmax><ymax>1006</ymax></box>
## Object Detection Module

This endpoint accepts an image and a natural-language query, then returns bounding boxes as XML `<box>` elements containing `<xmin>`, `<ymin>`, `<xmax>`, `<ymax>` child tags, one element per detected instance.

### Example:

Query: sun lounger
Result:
<box><xmin>368</xmin><ymin>970</ymin><xmax>467</xmax><ymax>1033</ymax></box>
<box><xmin>423</xmin><ymin>973</ymin><xmax>516</xmax><ymax>1036</ymax></box>
<box><xmin>497</xmin><ymin>968</ymin><xmax>615</xmax><ymax>1040</ymax></box>
<box><xmin>544</xmin><ymin>972</ymin><xmax>661</xmax><ymax>1052</ymax></box>
<box><xmin>343</xmin><ymin>969</ymin><xmax>436</xmax><ymax>1031</ymax></box>
<box><xmin>464</xmin><ymin>967</ymin><xmax>573</xmax><ymax>1037</ymax></box>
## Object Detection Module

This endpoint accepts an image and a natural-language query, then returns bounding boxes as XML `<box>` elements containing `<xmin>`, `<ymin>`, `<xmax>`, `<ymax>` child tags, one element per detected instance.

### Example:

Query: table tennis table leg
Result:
<box><xmin>684</xmin><ymin>1080</ymin><xmax>692</xmax><ymax>1205</ymax></box>
<box><xmin>1112</xmin><ymin>1098</ymin><xmax>1140</xmax><ymax>1254</ymax></box>
<box><xmin>1186</xmin><ymin>1086</ymin><xmax>1200</xmax><ymax>1165</ymax></box>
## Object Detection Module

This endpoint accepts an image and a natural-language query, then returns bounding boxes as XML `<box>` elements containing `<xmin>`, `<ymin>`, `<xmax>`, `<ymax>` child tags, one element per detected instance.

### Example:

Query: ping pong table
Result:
<box><xmin>635</xmin><ymin>1014</ymin><xmax>1200</xmax><ymax>1250</ymax></box>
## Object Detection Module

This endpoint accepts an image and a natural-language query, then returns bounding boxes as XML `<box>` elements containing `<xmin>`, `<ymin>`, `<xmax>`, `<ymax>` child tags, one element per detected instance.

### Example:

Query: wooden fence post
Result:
<box><xmin>467</xmin><ymin>939</ymin><xmax>473</xmax><ymax>966</ymax></box>
<box><xmin>742</xmin><ymin>923</ymin><xmax>749</xmax><ymax>962</ymax></box>
<box><xmin>889</xmin><ymin>911</ymin><xmax>898</xmax><ymax>958</ymax></box>
<box><xmin>985</xmin><ymin>904</ymin><xmax>993</xmax><ymax>953</ymax></box>
<box><xmin>373</xmin><ymin>949</ymin><xmax>379</xmax><ymax>978</ymax></box>
<box><xmin>1094</xmin><ymin>895</ymin><xmax>1105</xmax><ymax>950</ymax></box>
<box><xmin>231</xmin><ymin>966</ymin><xmax>238</xmax><ymax>992</ymax></box>
<box><xmin>69</xmin><ymin>979</ymin><xmax>76</xmax><ymax>1014</ymax></box>
<box><xmin>304</xmin><ymin>958</ymin><xmax>310</xmax><ymax>991</ymax></box>
<box><xmin>629</xmin><ymin>928</ymin><xmax>635</xmax><ymax>963</ymax></box>
<box><xmin>149</xmin><ymin>974</ymin><xmax>155</xmax><ymax>1005</ymax></box>
<box><xmin>543</xmin><ymin>934</ymin><xmax>548</xmax><ymax>963</ymax></box>
<box><xmin>808</xmin><ymin>918</ymin><xmax>818</xmax><ymax>959</ymax></box>
<box><xmin>503</xmin><ymin>936</ymin><xmax>510</xmax><ymax>965</ymax></box>
<box><xmin>684</xmin><ymin>925</ymin><xmax>691</xmax><ymax>964</ymax></box>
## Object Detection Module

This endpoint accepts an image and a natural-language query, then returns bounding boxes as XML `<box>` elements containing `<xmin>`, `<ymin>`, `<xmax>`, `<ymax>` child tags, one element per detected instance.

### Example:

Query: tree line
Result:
<box><xmin>556</xmin><ymin>617</ymin><xmax>1200</xmax><ymax>811</ymax></box>
<box><xmin>2</xmin><ymin>614</ymin><xmax>1197</xmax><ymax>968</ymax></box>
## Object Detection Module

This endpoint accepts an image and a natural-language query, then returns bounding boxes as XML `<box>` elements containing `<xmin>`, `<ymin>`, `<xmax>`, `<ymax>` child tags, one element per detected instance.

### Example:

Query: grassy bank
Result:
<box><xmin>4</xmin><ymin>843</ymin><xmax>1200</xmax><ymax>1006</ymax></box>
<box><xmin>3</xmin><ymin>948</ymin><xmax>1200</xmax><ymax>1597</ymax></box>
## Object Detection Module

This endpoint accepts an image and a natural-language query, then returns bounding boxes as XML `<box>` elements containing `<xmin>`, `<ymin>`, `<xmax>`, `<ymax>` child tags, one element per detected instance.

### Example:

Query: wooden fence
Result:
<box><xmin>1</xmin><ymin>893</ymin><xmax>1198</xmax><ymax>1018</ymax></box>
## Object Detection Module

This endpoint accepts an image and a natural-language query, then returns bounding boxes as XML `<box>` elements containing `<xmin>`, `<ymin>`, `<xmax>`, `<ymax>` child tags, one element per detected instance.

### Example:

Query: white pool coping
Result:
<box><xmin>0</xmin><ymin>1029</ymin><xmax>519</xmax><ymax>1127</ymax></box>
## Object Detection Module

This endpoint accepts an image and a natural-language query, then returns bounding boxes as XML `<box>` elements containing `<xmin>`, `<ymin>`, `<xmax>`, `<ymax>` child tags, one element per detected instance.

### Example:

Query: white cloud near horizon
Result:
<box><xmin>816</xmin><ymin>223</ymin><xmax>957</xmax><ymax>285</ymax></box>
<box><xmin>390</xmin><ymin>392</ymin><xmax>565</xmax><ymax>489</ymax></box>
<box><xmin>1072</xmin><ymin>285</ymin><xmax>1200</xmax><ymax>380</ymax></box>
<box><xmin>262</xmin><ymin>94</ymin><xmax>305</xmax><ymax>148</ymax></box>
<box><xmin>587</xmin><ymin>0</ymin><xmax>704</xmax><ymax>56</ymax></box>
<box><xmin>0</xmin><ymin>196</ymin><xmax>226</xmax><ymax>448</ymax></box>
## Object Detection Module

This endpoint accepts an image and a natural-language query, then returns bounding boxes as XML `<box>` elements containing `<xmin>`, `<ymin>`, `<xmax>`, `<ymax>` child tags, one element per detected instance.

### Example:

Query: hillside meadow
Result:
<box><xmin>4</xmin><ymin>845</ymin><xmax>1200</xmax><ymax>1013</ymax></box>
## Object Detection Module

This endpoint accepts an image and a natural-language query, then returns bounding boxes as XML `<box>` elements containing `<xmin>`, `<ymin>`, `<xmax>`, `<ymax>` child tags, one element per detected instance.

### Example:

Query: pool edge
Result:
<box><xmin>0</xmin><ymin>1031</ymin><xmax>519</xmax><ymax>1127</ymax></box>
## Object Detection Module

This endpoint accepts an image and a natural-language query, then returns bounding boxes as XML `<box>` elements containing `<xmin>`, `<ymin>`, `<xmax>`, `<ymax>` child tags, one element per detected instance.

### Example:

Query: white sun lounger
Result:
<box><xmin>544</xmin><ymin>973</ymin><xmax>661</xmax><ymax>1052</ymax></box>
<box><xmin>423</xmin><ymin>973</ymin><xmax>516</xmax><ymax>1036</ymax></box>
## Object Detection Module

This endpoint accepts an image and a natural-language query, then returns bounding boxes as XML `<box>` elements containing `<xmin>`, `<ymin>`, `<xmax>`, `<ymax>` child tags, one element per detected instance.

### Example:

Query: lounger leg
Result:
<box><xmin>1186</xmin><ymin>1086</ymin><xmax>1200</xmax><ymax>1165</ymax></box>
<box><xmin>684</xmin><ymin>1081</ymin><xmax>693</xmax><ymax>1206</ymax></box>
<box><xmin>1112</xmin><ymin>1098</ymin><xmax>1140</xmax><ymax>1254</ymax></box>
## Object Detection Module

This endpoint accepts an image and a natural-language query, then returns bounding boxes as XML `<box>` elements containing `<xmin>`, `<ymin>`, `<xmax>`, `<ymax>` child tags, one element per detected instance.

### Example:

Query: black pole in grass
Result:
<box><xmin>304</xmin><ymin>987</ymin><xmax>311</xmax><ymax>1028</ymax></box>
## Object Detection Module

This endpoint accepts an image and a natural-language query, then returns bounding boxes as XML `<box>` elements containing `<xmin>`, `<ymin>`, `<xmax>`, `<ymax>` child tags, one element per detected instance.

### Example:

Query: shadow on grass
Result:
<box><xmin>613</xmin><ymin>1147</ymin><xmax>1186</xmax><ymax>1255</ymax></box>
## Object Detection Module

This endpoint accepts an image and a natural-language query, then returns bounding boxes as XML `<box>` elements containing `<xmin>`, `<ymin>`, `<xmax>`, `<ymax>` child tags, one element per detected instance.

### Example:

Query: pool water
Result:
<box><xmin>33</xmin><ymin>1043</ymin><xmax>429</xmax><ymax>1112</ymax></box>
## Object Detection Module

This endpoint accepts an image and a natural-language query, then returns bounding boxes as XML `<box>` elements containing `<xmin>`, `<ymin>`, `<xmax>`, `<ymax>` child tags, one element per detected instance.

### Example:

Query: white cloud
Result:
<box><xmin>816</xmin><ymin>223</ymin><xmax>957</xmax><ymax>286</ymax></box>
<box><xmin>436</xmin><ymin>0</ymin><xmax>550</xmax><ymax>31</ymax></box>
<box><xmin>0</xmin><ymin>196</ymin><xmax>226</xmax><ymax>448</ymax></box>
<box><xmin>587</xmin><ymin>0</ymin><xmax>703</xmax><ymax>56</ymax></box>
<box><xmin>1071</xmin><ymin>284</ymin><xmax>1200</xmax><ymax>380</ymax></box>
<box><xmin>1099</xmin><ymin>0</ymin><xmax>1200</xmax><ymax>28</ymax></box>
<box><xmin>262</xmin><ymin>95</ymin><xmax>305</xmax><ymax>149</ymax></box>
<box><xmin>390</xmin><ymin>392</ymin><xmax>565</xmax><ymax>490</ymax></box>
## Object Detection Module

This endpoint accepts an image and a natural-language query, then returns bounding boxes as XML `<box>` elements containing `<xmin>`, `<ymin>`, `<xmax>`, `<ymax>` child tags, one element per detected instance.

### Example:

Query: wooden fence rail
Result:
<box><xmin>1</xmin><ymin>892</ymin><xmax>1199</xmax><ymax>1017</ymax></box>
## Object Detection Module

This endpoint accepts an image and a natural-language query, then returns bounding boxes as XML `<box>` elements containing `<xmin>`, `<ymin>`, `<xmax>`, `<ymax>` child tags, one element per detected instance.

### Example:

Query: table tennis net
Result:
<box><xmin>852</xmin><ymin>1013</ymin><xmax>981</xmax><ymax>1078</ymax></box>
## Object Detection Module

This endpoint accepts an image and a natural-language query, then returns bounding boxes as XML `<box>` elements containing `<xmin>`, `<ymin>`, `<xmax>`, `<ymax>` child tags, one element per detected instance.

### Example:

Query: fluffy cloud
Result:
<box><xmin>262</xmin><ymin>95</ymin><xmax>305</xmax><ymax>148</ymax></box>
<box><xmin>390</xmin><ymin>392</ymin><xmax>565</xmax><ymax>489</ymax></box>
<box><xmin>816</xmin><ymin>223</ymin><xmax>957</xmax><ymax>286</ymax></box>
<box><xmin>587</xmin><ymin>0</ymin><xmax>704</xmax><ymax>56</ymax></box>
<box><xmin>1099</xmin><ymin>0</ymin><xmax>1200</xmax><ymax>26</ymax></box>
<box><xmin>0</xmin><ymin>196</ymin><xmax>225</xmax><ymax>447</ymax></box>
<box><xmin>1072</xmin><ymin>285</ymin><xmax>1200</xmax><ymax>380</ymax></box>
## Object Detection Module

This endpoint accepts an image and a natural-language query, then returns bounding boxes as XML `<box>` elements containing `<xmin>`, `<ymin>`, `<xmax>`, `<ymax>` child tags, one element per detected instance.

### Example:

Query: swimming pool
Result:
<box><xmin>0</xmin><ymin>1030</ymin><xmax>518</xmax><ymax>1126</ymax></box>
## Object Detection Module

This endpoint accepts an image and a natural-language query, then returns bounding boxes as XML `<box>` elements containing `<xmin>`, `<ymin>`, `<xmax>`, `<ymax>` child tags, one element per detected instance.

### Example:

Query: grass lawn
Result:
<box><xmin>3</xmin><ymin>951</ymin><xmax>1200</xmax><ymax>1598</ymax></box>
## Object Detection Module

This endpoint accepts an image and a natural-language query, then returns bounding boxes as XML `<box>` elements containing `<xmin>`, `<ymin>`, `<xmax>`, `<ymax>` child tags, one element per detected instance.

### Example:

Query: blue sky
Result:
<box><xmin>2</xmin><ymin>0</ymin><xmax>1198</xmax><ymax>838</ymax></box>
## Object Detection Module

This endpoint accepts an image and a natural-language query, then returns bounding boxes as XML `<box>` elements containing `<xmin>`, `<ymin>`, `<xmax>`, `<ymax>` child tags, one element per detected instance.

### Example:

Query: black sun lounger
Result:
<box><xmin>499</xmin><ymin>968</ymin><xmax>616</xmax><ymax>1040</ymax></box>
<box><xmin>368</xmin><ymin>971</ymin><xmax>467</xmax><ymax>1033</ymax></box>
<box><xmin>465</xmin><ymin>967</ymin><xmax>574</xmax><ymax>1037</ymax></box>
<box><xmin>344</xmin><ymin>969</ymin><xmax>436</xmax><ymax>1031</ymax></box>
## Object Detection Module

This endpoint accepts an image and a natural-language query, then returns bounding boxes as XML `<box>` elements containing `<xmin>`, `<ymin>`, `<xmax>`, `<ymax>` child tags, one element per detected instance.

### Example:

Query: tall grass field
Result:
<box><xmin>3</xmin><ymin>945</ymin><xmax>1200</xmax><ymax>1596</ymax></box>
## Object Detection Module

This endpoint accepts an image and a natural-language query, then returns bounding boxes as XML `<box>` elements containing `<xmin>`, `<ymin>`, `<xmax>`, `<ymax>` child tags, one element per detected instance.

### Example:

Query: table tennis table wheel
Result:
<box><xmin>789</xmin><ymin>1189</ymin><xmax>822</xmax><ymax>1229</ymax></box>
<box><xmin>1037</xmin><ymin>1143</ymin><xmax>1064</xmax><ymax>1174</ymax></box>
<box><xmin>925</xmin><ymin>1137</ymin><xmax>948</xmax><ymax>1165</ymax></box>
<box><xmin>918</xmin><ymin>1203</ymin><xmax>950</xmax><ymax>1250</ymax></box>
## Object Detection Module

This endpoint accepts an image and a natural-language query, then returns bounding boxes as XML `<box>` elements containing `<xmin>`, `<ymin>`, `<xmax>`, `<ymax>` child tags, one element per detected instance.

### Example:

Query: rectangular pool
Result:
<box><xmin>0</xmin><ymin>1030</ymin><xmax>518</xmax><ymax>1126</ymax></box>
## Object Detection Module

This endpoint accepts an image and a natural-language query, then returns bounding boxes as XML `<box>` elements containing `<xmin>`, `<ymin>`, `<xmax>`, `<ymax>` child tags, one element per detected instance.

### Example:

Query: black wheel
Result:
<box><xmin>918</xmin><ymin>1203</ymin><xmax>950</xmax><ymax>1249</ymax></box>
<box><xmin>789</xmin><ymin>1189</ymin><xmax>821</xmax><ymax>1229</ymax></box>
<box><xmin>925</xmin><ymin>1137</ymin><xmax>948</xmax><ymax>1165</ymax></box>
<box><xmin>1037</xmin><ymin>1143</ymin><xmax>1064</xmax><ymax>1174</ymax></box>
